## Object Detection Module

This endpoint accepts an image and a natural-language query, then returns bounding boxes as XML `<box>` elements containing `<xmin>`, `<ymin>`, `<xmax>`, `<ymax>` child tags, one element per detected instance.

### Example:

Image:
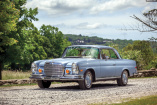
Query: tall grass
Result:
<box><xmin>112</xmin><ymin>95</ymin><xmax>157</xmax><ymax>105</ymax></box>
<box><xmin>2</xmin><ymin>70</ymin><xmax>31</xmax><ymax>80</ymax></box>
<box><xmin>92</xmin><ymin>95</ymin><xmax>157</xmax><ymax>105</ymax></box>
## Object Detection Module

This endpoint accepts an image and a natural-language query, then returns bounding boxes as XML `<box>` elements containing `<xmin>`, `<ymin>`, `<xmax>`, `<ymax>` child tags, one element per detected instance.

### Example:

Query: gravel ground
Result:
<box><xmin>0</xmin><ymin>78</ymin><xmax>157</xmax><ymax>105</ymax></box>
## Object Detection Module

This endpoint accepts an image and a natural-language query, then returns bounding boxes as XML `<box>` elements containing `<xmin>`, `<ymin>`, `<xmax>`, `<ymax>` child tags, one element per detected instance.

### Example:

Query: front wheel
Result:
<box><xmin>37</xmin><ymin>80</ymin><xmax>51</xmax><ymax>88</ymax></box>
<box><xmin>117</xmin><ymin>70</ymin><xmax>128</xmax><ymax>86</ymax></box>
<box><xmin>78</xmin><ymin>71</ymin><xmax>93</xmax><ymax>89</ymax></box>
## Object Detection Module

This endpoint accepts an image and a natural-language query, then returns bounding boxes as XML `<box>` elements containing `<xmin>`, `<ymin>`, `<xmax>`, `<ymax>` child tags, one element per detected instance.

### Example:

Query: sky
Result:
<box><xmin>25</xmin><ymin>0</ymin><xmax>157</xmax><ymax>40</ymax></box>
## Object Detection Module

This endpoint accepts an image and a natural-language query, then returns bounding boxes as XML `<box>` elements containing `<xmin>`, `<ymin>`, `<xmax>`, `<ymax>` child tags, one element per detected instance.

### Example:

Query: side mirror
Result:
<box><xmin>105</xmin><ymin>56</ymin><xmax>109</xmax><ymax>59</ymax></box>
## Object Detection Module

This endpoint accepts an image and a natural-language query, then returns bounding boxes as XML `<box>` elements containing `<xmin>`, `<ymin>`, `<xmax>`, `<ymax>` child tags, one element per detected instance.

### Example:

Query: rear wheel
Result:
<box><xmin>37</xmin><ymin>80</ymin><xmax>51</xmax><ymax>88</ymax></box>
<box><xmin>78</xmin><ymin>71</ymin><xmax>93</xmax><ymax>89</ymax></box>
<box><xmin>117</xmin><ymin>70</ymin><xmax>128</xmax><ymax>86</ymax></box>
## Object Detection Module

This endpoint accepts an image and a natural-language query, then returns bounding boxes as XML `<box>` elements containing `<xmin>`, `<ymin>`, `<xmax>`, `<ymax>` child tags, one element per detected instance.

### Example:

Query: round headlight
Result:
<box><xmin>31</xmin><ymin>63</ymin><xmax>37</xmax><ymax>72</ymax></box>
<box><xmin>72</xmin><ymin>63</ymin><xmax>79</xmax><ymax>74</ymax></box>
<box><xmin>72</xmin><ymin>63</ymin><xmax>77</xmax><ymax>69</ymax></box>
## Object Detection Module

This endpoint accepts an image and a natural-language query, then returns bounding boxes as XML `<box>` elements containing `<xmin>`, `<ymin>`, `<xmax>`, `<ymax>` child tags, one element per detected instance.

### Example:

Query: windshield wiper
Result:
<box><xmin>64</xmin><ymin>56</ymin><xmax>82</xmax><ymax>58</ymax></box>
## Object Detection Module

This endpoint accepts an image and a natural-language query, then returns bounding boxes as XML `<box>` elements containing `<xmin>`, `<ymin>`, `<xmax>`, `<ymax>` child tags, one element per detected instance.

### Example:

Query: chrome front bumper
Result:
<box><xmin>30</xmin><ymin>74</ymin><xmax>84</xmax><ymax>81</ymax></box>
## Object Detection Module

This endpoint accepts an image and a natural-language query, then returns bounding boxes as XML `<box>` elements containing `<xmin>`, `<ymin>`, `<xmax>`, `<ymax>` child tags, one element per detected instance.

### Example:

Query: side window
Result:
<box><xmin>101</xmin><ymin>49</ymin><xmax>110</xmax><ymax>59</ymax></box>
<box><xmin>101</xmin><ymin>49</ymin><xmax>118</xmax><ymax>59</ymax></box>
<box><xmin>109</xmin><ymin>49</ymin><xmax>118</xmax><ymax>59</ymax></box>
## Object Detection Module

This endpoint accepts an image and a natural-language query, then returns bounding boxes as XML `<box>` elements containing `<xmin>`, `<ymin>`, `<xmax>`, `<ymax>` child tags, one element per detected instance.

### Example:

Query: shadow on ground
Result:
<box><xmin>33</xmin><ymin>82</ymin><xmax>135</xmax><ymax>91</ymax></box>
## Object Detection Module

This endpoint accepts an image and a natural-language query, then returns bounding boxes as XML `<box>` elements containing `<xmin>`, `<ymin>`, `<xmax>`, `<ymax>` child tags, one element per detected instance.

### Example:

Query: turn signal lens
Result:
<box><xmin>38</xmin><ymin>69</ymin><xmax>42</xmax><ymax>73</ymax></box>
<box><xmin>66</xmin><ymin>70</ymin><xmax>70</xmax><ymax>74</ymax></box>
<box><xmin>80</xmin><ymin>69</ymin><xmax>83</xmax><ymax>72</ymax></box>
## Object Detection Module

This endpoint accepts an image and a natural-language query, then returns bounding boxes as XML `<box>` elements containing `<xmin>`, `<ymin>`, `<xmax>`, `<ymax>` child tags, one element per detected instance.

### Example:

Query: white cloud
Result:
<box><xmin>90</xmin><ymin>0</ymin><xmax>148</xmax><ymax>14</ymax></box>
<box><xmin>25</xmin><ymin>0</ymin><xmax>93</xmax><ymax>16</ymax></box>
<box><xmin>26</xmin><ymin>0</ymin><xmax>150</xmax><ymax>16</ymax></box>
<box><xmin>26</xmin><ymin>0</ymin><xmax>157</xmax><ymax>40</ymax></box>
<box><xmin>142</xmin><ymin>6</ymin><xmax>151</xmax><ymax>13</ymax></box>
<box><xmin>76</xmin><ymin>22</ymin><xmax>107</xmax><ymax>29</ymax></box>
<box><xmin>142</xmin><ymin>3</ymin><xmax>157</xmax><ymax>13</ymax></box>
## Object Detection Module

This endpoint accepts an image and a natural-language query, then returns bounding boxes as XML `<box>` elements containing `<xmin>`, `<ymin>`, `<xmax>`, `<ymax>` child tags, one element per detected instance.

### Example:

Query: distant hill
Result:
<box><xmin>64</xmin><ymin>34</ymin><xmax>134</xmax><ymax>49</ymax></box>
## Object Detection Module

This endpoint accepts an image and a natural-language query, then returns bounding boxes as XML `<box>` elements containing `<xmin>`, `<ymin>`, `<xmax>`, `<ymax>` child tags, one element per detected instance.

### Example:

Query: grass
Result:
<box><xmin>0</xmin><ymin>83</ymin><xmax>37</xmax><ymax>88</ymax></box>
<box><xmin>0</xmin><ymin>82</ymin><xmax>61</xmax><ymax>88</ymax></box>
<box><xmin>91</xmin><ymin>95</ymin><xmax>157</xmax><ymax>105</ymax></box>
<box><xmin>2</xmin><ymin>70</ymin><xmax>31</xmax><ymax>80</ymax></box>
<box><xmin>111</xmin><ymin>95</ymin><xmax>157</xmax><ymax>105</ymax></box>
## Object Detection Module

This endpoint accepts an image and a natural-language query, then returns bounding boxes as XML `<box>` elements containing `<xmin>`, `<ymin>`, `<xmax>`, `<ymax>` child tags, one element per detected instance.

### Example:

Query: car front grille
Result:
<box><xmin>44</xmin><ymin>62</ymin><xmax>64</xmax><ymax>77</ymax></box>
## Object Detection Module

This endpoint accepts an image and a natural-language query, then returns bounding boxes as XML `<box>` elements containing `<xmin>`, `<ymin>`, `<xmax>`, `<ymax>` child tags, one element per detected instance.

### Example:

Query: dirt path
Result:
<box><xmin>0</xmin><ymin>78</ymin><xmax>157</xmax><ymax>105</ymax></box>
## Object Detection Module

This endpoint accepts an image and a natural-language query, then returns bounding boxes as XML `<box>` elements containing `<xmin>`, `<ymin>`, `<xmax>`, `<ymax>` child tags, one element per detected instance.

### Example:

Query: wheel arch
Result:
<box><xmin>86</xmin><ymin>68</ymin><xmax>96</xmax><ymax>82</ymax></box>
<box><xmin>123</xmin><ymin>69</ymin><xmax>130</xmax><ymax>76</ymax></box>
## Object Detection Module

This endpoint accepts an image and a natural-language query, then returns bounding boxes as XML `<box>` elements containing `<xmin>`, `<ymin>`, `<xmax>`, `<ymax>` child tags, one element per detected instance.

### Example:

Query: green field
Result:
<box><xmin>91</xmin><ymin>95</ymin><xmax>157</xmax><ymax>105</ymax></box>
<box><xmin>0</xmin><ymin>83</ymin><xmax>37</xmax><ymax>88</ymax></box>
<box><xmin>112</xmin><ymin>95</ymin><xmax>157</xmax><ymax>105</ymax></box>
<box><xmin>2</xmin><ymin>70</ymin><xmax>31</xmax><ymax>80</ymax></box>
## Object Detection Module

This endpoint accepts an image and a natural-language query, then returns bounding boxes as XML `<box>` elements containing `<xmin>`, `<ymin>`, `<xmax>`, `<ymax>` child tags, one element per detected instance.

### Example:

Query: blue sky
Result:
<box><xmin>25</xmin><ymin>0</ymin><xmax>157</xmax><ymax>40</ymax></box>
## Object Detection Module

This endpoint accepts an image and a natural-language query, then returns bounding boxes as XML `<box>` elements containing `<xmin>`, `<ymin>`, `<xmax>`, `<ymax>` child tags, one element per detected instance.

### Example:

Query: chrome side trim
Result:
<box><xmin>96</xmin><ymin>77</ymin><xmax>121</xmax><ymax>81</ymax></box>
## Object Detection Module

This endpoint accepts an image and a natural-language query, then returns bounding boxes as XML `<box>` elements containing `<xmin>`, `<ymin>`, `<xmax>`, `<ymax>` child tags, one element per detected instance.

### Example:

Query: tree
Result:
<box><xmin>6</xmin><ymin>0</ymin><xmax>40</xmax><ymax>70</ymax></box>
<box><xmin>0</xmin><ymin>0</ymin><xmax>19</xmax><ymax>79</ymax></box>
<box><xmin>0</xmin><ymin>0</ymin><xmax>71</xmax><ymax>80</ymax></box>
<box><xmin>7</xmin><ymin>27</ymin><xmax>47</xmax><ymax>70</ymax></box>
<box><xmin>123</xmin><ymin>41</ymin><xmax>154</xmax><ymax>70</ymax></box>
<box><xmin>122</xmin><ymin>9</ymin><xmax>157</xmax><ymax>32</ymax></box>
<box><xmin>0</xmin><ymin>0</ymin><xmax>42</xmax><ymax>71</ymax></box>
<box><xmin>131</xmin><ymin>9</ymin><xmax>157</xmax><ymax>32</ymax></box>
<box><xmin>121</xmin><ymin>9</ymin><xmax>157</xmax><ymax>69</ymax></box>
<box><xmin>40</xmin><ymin>25</ymin><xmax>71</xmax><ymax>58</ymax></box>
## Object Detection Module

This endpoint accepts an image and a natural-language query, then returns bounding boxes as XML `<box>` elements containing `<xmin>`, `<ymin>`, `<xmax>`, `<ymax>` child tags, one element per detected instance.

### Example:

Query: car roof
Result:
<box><xmin>68</xmin><ymin>45</ymin><xmax>113</xmax><ymax>49</ymax></box>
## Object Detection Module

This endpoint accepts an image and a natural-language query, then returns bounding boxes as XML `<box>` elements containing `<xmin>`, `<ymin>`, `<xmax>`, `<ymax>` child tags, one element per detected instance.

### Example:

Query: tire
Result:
<box><xmin>117</xmin><ymin>70</ymin><xmax>128</xmax><ymax>86</ymax></box>
<box><xmin>78</xmin><ymin>71</ymin><xmax>93</xmax><ymax>89</ymax></box>
<box><xmin>37</xmin><ymin>80</ymin><xmax>51</xmax><ymax>88</ymax></box>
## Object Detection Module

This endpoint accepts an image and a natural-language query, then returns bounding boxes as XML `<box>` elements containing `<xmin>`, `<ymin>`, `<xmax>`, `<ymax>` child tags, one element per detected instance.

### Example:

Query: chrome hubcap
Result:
<box><xmin>85</xmin><ymin>72</ymin><xmax>92</xmax><ymax>88</ymax></box>
<box><xmin>122</xmin><ymin>71</ymin><xmax>128</xmax><ymax>84</ymax></box>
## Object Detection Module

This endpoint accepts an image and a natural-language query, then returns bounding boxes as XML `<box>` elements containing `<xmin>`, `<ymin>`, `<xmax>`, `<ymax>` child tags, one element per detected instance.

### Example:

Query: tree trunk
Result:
<box><xmin>0</xmin><ymin>62</ymin><xmax>3</xmax><ymax>80</ymax></box>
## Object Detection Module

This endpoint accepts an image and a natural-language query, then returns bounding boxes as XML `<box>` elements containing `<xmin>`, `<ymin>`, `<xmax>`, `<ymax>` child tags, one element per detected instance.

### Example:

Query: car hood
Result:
<box><xmin>37</xmin><ymin>58</ymin><xmax>95</xmax><ymax>67</ymax></box>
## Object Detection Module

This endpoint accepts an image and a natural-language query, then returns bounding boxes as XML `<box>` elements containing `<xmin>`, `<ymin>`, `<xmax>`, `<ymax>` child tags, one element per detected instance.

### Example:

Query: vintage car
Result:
<box><xmin>30</xmin><ymin>45</ymin><xmax>138</xmax><ymax>89</ymax></box>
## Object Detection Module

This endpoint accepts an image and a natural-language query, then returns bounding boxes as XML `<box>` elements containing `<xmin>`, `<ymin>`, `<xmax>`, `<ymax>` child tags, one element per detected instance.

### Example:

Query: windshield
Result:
<box><xmin>63</xmin><ymin>47</ymin><xmax>99</xmax><ymax>59</ymax></box>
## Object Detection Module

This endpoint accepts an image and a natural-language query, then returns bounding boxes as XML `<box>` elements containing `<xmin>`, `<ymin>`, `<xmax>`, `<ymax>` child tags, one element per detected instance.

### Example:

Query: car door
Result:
<box><xmin>100</xmin><ymin>49</ymin><xmax>117</xmax><ymax>78</ymax></box>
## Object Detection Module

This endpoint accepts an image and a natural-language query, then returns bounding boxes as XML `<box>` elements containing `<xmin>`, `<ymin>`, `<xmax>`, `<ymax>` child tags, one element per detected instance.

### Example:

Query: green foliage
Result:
<box><xmin>0</xmin><ymin>0</ymin><xmax>19</xmax><ymax>52</ymax></box>
<box><xmin>3</xmin><ymin>0</ymin><xmax>41</xmax><ymax>70</ymax></box>
<box><xmin>122</xmin><ymin>41</ymin><xmax>156</xmax><ymax>70</ymax></box>
<box><xmin>40</xmin><ymin>25</ymin><xmax>71</xmax><ymax>58</ymax></box>
<box><xmin>0</xmin><ymin>0</ymin><xmax>19</xmax><ymax>34</ymax></box>
<box><xmin>149</xmin><ymin>37</ymin><xmax>157</xmax><ymax>53</ymax></box>
<box><xmin>121</xmin><ymin>50</ymin><xmax>143</xmax><ymax>69</ymax></box>
<box><xmin>0</xmin><ymin>0</ymin><xmax>71</xmax><ymax>71</ymax></box>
